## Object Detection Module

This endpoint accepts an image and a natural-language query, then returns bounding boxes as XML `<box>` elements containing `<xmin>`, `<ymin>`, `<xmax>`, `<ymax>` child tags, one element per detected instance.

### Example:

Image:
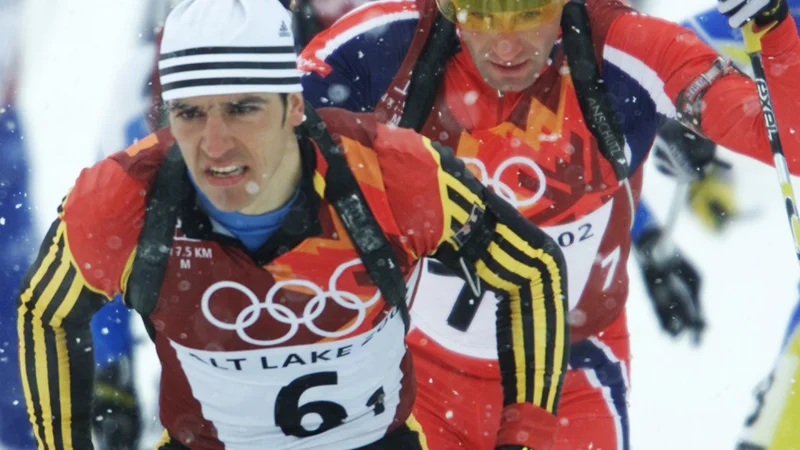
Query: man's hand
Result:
<box><xmin>718</xmin><ymin>0</ymin><xmax>789</xmax><ymax>29</ymax></box>
<box><xmin>92</xmin><ymin>356</ymin><xmax>141</xmax><ymax>450</ymax></box>
<box><xmin>652</xmin><ymin>120</ymin><xmax>716</xmax><ymax>183</ymax></box>
<box><xmin>634</xmin><ymin>228</ymin><xmax>705</xmax><ymax>343</ymax></box>
<box><xmin>652</xmin><ymin>120</ymin><xmax>738</xmax><ymax>233</ymax></box>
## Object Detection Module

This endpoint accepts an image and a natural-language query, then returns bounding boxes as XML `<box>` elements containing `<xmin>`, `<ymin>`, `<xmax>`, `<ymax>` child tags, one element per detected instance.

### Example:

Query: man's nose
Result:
<box><xmin>200</xmin><ymin>114</ymin><xmax>234</xmax><ymax>158</ymax></box>
<box><xmin>491</xmin><ymin>34</ymin><xmax>524</xmax><ymax>61</ymax></box>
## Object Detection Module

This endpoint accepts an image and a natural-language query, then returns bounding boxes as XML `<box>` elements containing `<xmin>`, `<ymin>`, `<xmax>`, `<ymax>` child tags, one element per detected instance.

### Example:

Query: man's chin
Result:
<box><xmin>484</xmin><ymin>72</ymin><xmax>539</xmax><ymax>93</ymax></box>
<box><xmin>481</xmin><ymin>60</ymin><xmax>542</xmax><ymax>90</ymax></box>
<box><xmin>497</xmin><ymin>83</ymin><xmax>529</xmax><ymax>93</ymax></box>
<box><xmin>492</xmin><ymin>79</ymin><xmax>535</xmax><ymax>93</ymax></box>
<box><xmin>203</xmin><ymin>190</ymin><xmax>249</xmax><ymax>213</ymax></box>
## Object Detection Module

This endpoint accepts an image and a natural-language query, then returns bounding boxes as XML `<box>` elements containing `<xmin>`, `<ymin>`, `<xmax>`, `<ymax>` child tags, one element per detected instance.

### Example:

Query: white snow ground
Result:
<box><xmin>13</xmin><ymin>1</ymin><xmax>800</xmax><ymax>449</ymax></box>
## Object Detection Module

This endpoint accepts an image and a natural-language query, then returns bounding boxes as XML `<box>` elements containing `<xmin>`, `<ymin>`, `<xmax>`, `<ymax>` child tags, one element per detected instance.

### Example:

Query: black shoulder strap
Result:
<box><xmin>124</xmin><ymin>144</ymin><xmax>186</xmax><ymax>340</ymax></box>
<box><xmin>398</xmin><ymin>11</ymin><xmax>458</xmax><ymax>132</ymax></box>
<box><xmin>560</xmin><ymin>0</ymin><xmax>629</xmax><ymax>181</ymax></box>
<box><xmin>304</xmin><ymin>106</ymin><xmax>411</xmax><ymax>332</ymax></box>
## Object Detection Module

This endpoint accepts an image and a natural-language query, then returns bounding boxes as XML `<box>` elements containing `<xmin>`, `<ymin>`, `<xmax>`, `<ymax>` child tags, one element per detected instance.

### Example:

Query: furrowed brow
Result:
<box><xmin>228</xmin><ymin>96</ymin><xmax>268</xmax><ymax>107</ymax></box>
<box><xmin>167</xmin><ymin>101</ymin><xmax>197</xmax><ymax>112</ymax></box>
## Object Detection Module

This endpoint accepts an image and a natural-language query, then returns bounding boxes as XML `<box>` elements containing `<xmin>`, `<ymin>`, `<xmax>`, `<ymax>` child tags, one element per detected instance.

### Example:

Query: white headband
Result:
<box><xmin>159</xmin><ymin>0</ymin><xmax>302</xmax><ymax>101</ymax></box>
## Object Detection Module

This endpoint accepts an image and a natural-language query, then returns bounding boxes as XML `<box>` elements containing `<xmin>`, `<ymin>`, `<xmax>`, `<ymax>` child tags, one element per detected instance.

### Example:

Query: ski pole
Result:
<box><xmin>742</xmin><ymin>20</ymin><xmax>800</xmax><ymax>266</ymax></box>
<box><xmin>651</xmin><ymin>182</ymin><xmax>690</xmax><ymax>263</ymax></box>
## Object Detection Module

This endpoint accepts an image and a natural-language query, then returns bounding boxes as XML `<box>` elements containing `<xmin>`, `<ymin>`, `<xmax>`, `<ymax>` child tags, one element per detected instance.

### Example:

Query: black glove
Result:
<box><xmin>718</xmin><ymin>0</ymin><xmax>789</xmax><ymax>28</ymax></box>
<box><xmin>496</xmin><ymin>446</ymin><xmax>531</xmax><ymax>450</ymax></box>
<box><xmin>634</xmin><ymin>228</ymin><xmax>705</xmax><ymax>343</ymax></box>
<box><xmin>652</xmin><ymin>120</ymin><xmax>716</xmax><ymax>183</ymax></box>
<box><xmin>92</xmin><ymin>356</ymin><xmax>142</xmax><ymax>450</ymax></box>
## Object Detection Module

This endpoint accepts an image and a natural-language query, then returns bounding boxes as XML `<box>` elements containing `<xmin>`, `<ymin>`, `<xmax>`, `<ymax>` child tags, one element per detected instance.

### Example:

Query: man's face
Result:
<box><xmin>168</xmin><ymin>92</ymin><xmax>305</xmax><ymax>214</ymax></box>
<box><xmin>459</xmin><ymin>6</ymin><xmax>564</xmax><ymax>93</ymax></box>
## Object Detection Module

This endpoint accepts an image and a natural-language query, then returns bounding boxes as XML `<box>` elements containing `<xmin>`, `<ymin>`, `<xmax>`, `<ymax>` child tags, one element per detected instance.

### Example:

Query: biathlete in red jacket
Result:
<box><xmin>300</xmin><ymin>0</ymin><xmax>800</xmax><ymax>448</ymax></box>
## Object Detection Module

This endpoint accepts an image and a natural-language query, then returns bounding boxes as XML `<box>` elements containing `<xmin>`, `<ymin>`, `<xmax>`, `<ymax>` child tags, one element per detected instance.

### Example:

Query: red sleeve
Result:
<box><xmin>603</xmin><ymin>10</ymin><xmax>800</xmax><ymax>171</ymax></box>
<box><xmin>701</xmin><ymin>16</ymin><xmax>800</xmax><ymax>169</ymax></box>
<box><xmin>371</xmin><ymin>123</ymin><xmax>447</xmax><ymax>258</ymax></box>
<box><xmin>60</xmin><ymin>157</ymin><xmax>147</xmax><ymax>297</ymax></box>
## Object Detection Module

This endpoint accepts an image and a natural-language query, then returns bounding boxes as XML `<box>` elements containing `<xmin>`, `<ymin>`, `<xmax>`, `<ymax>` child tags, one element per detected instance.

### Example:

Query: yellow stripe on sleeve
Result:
<box><xmin>420</xmin><ymin>137</ymin><xmax>456</xmax><ymax>247</ymax></box>
<box><xmin>51</xmin><ymin>248</ymin><xmax>94</xmax><ymax>449</ymax></box>
<box><xmin>312</xmin><ymin>171</ymin><xmax>326</xmax><ymax>198</ymax></box>
<box><xmin>31</xmin><ymin>229</ymin><xmax>74</xmax><ymax>448</ymax></box>
<box><xmin>405</xmin><ymin>413</ymin><xmax>430</xmax><ymax>450</ymax></box>
<box><xmin>495</xmin><ymin>224</ymin><xmax>566</xmax><ymax>411</ymax></box>
<box><xmin>18</xmin><ymin>220</ymin><xmax>116</xmax><ymax>449</ymax></box>
<box><xmin>17</xmin><ymin>222</ymin><xmax>65</xmax><ymax>449</ymax></box>
<box><xmin>443</xmin><ymin>172</ymin><xmax>483</xmax><ymax>205</ymax></box>
<box><xmin>155</xmin><ymin>430</ymin><xmax>172</xmax><ymax>449</ymax></box>
<box><xmin>474</xmin><ymin>257</ymin><xmax>527</xmax><ymax>402</ymax></box>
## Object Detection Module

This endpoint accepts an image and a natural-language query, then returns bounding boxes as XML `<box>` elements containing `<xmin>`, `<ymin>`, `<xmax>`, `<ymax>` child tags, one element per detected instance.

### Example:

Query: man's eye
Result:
<box><xmin>177</xmin><ymin>109</ymin><xmax>202</xmax><ymax>120</ymax></box>
<box><xmin>230</xmin><ymin>105</ymin><xmax>257</xmax><ymax>115</ymax></box>
<box><xmin>468</xmin><ymin>12</ymin><xmax>490</xmax><ymax>22</ymax></box>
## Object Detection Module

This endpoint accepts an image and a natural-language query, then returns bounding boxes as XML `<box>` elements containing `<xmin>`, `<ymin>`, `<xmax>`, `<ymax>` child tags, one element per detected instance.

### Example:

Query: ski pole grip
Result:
<box><xmin>743</xmin><ymin>19</ymin><xmax>778</xmax><ymax>54</ymax></box>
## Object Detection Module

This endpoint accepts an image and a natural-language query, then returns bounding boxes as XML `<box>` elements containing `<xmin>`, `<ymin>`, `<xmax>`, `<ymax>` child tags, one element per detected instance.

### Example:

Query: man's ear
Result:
<box><xmin>286</xmin><ymin>92</ymin><xmax>305</xmax><ymax>127</ymax></box>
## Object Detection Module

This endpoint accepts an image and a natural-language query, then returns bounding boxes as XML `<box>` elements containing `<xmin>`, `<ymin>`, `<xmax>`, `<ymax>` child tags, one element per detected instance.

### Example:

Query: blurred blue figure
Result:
<box><xmin>0</xmin><ymin>95</ymin><xmax>38</xmax><ymax>450</ymax></box>
<box><xmin>0</xmin><ymin>3</ymin><xmax>42</xmax><ymax>448</ymax></box>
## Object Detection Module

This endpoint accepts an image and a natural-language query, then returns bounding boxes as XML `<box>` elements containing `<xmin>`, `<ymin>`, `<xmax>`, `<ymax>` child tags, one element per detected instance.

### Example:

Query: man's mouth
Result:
<box><xmin>492</xmin><ymin>60</ymin><xmax>526</xmax><ymax>67</ymax></box>
<box><xmin>489</xmin><ymin>59</ymin><xmax>532</xmax><ymax>73</ymax></box>
<box><xmin>203</xmin><ymin>164</ymin><xmax>249</xmax><ymax>188</ymax></box>
<box><xmin>207</xmin><ymin>165</ymin><xmax>247</xmax><ymax>178</ymax></box>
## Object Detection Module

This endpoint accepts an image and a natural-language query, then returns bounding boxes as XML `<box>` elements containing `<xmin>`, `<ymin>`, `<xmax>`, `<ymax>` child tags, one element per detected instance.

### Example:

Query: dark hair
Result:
<box><xmin>280</xmin><ymin>93</ymin><xmax>288</xmax><ymax>125</ymax></box>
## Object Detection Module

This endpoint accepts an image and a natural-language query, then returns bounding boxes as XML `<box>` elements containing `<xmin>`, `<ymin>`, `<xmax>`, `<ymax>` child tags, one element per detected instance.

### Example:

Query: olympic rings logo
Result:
<box><xmin>460</xmin><ymin>156</ymin><xmax>547</xmax><ymax>209</ymax></box>
<box><xmin>201</xmin><ymin>258</ymin><xmax>381</xmax><ymax>346</ymax></box>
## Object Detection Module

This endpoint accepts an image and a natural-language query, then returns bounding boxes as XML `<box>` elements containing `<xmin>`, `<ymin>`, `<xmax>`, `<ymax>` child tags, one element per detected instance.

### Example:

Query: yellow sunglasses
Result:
<box><xmin>436</xmin><ymin>0</ymin><xmax>563</xmax><ymax>32</ymax></box>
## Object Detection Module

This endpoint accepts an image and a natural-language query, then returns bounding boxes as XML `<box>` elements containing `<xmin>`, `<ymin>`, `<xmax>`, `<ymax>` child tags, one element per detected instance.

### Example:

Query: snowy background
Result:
<box><xmin>12</xmin><ymin>0</ymin><xmax>800</xmax><ymax>449</ymax></box>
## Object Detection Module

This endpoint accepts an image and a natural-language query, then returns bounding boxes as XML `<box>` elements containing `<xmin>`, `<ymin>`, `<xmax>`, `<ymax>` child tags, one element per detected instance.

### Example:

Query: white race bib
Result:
<box><xmin>410</xmin><ymin>200</ymin><xmax>614</xmax><ymax>360</ymax></box>
<box><xmin>170</xmin><ymin>307</ymin><xmax>407</xmax><ymax>450</ymax></box>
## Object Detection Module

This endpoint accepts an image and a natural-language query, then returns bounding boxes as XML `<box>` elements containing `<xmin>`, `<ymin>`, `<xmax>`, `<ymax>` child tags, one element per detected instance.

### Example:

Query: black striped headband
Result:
<box><xmin>159</xmin><ymin>44</ymin><xmax>302</xmax><ymax>101</ymax></box>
